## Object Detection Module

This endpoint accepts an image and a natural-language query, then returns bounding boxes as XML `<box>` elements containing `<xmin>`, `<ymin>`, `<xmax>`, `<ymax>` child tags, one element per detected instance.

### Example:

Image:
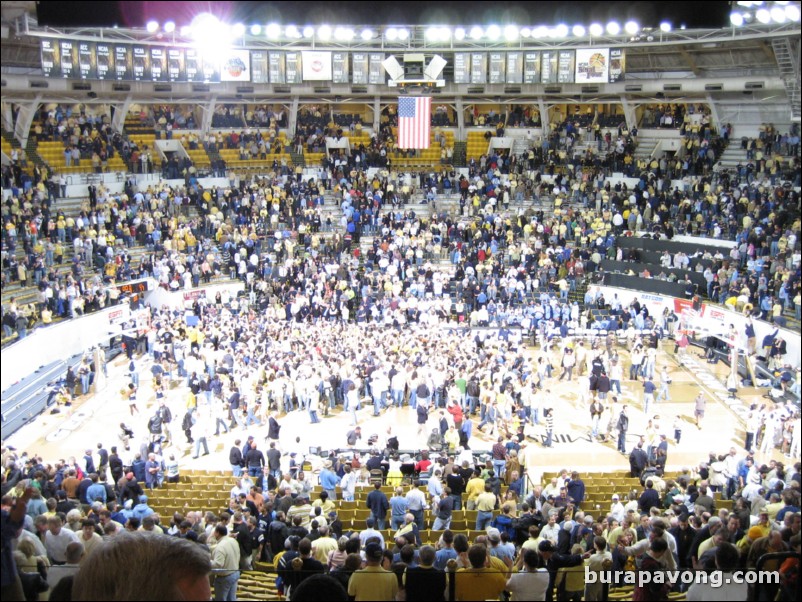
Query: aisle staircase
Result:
<box><xmin>772</xmin><ymin>36</ymin><xmax>801</xmax><ymax>121</ymax></box>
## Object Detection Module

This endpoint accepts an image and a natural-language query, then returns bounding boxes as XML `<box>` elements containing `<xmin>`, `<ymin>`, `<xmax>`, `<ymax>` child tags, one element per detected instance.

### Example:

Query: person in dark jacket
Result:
<box><xmin>629</xmin><ymin>442</ymin><xmax>648</xmax><ymax>478</ymax></box>
<box><xmin>566</xmin><ymin>472</ymin><xmax>586</xmax><ymax>508</ymax></box>
<box><xmin>366</xmin><ymin>482</ymin><xmax>389</xmax><ymax>530</ymax></box>
<box><xmin>638</xmin><ymin>480</ymin><xmax>661</xmax><ymax>515</ymax></box>
<box><xmin>229</xmin><ymin>441</ymin><xmax>244</xmax><ymax>477</ymax></box>
<box><xmin>538</xmin><ymin>540</ymin><xmax>587</xmax><ymax>602</ymax></box>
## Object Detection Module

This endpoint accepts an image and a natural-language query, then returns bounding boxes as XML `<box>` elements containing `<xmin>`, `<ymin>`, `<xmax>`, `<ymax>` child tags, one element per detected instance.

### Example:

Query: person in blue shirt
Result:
<box><xmin>319</xmin><ymin>461</ymin><xmax>340</xmax><ymax>500</ymax></box>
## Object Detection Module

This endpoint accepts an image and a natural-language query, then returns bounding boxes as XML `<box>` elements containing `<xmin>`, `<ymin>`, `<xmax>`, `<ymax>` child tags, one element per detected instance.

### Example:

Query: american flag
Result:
<box><xmin>397</xmin><ymin>96</ymin><xmax>431</xmax><ymax>149</ymax></box>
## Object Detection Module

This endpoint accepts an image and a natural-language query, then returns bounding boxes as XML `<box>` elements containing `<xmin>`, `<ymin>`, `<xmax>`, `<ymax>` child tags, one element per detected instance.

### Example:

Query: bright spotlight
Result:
<box><xmin>397</xmin><ymin>28</ymin><xmax>409</xmax><ymax>40</ymax></box>
<box><xmin>284</xmin><ymin>25</ymin><xmax>300</xmax><ymax>38</ymax></box>
<box><xmin>469</xmin><ymin>26</ymin><xmax>484</xmax><ymax>39</ymax></box>
<box><xmin>624</xmin><ymin>21</ymin><xmax>639</xmax><ymax>35</ymax></box>
<box><xmin>361</xmin><ymin>28</ymin><xmax>374</xmax><ymax>40</ymax></box>
<box><xmin>770</xmin><ymin>6</ymin><xmax>787</xmax><ymax>22</ymax></box>
<box><xmin>486</xmin><ymin>24</ymin><xmax>501</xmax><ymax>40</ymax></box>
<box><xmin>334</xmin><ymin>27</ymin><xmax>354</xmax><ymax>41</ymax></box>
<box><xmin>589</xmin><ymin>23</ymin><xmax>603</xmax><ymax>36</ymax></box>
<box><xmin>191</xmin><ymin>13</ymin><xmax>220</xmax><ymax>40</ymax></box>
<box><xmin>317</xmin><ymin>25</ymin><xmax>332</xmax><ymax>40</ymax></box>
<box><xmin>232</xmin><ymin>23</ymin><xmax>246</xmax><ymax>37</ymax></box>
<box><xmin>146</xmin><ymin>20</ymin><xmax>159</xmax><ymax>33</ymax></box>
<box><xmin>755</xmin><ymin>8</ymin><xmax>771</xmax><ymax>22</ymax></box>
<box><xmin>606</xmin><ymin>21</ymin><xmax>621</xmax><ymax>35</ymax></box>
<box><xmin>532</xmin><ymin>26</ymin><xmax>549</xmax><ymax>39</ymax></box>
<box><xmin>730</xmin><ymin>12</ymin><xmax>744</xmax><ymax>26</ymax></box>
<box><xmin>504</xmin><ymin>25</ymin><xmax>519</xmax><ymax>41</ymax></box>
<box><xmin>572</xmin><ymin>24</ymin><xmax>586</xmax><ymax>37</ymax></box>
<box><xmin>249</xmin><ymin>24</ymin><xmax>261</xmax><ymax>36</ymax></box>
<box><xmin>163</xmin><ymin>21</ymin><xmax>175</xmax><ymax>33</ymax></box>
<box><xmin>386</xmin><ymin>27</ymin><xmax>398</xmax><ymax>40</ymax></box>
<box><xmin>439</xmin><ymin>27</ymin><xmax>451</xmax><ymax>40</ymax></box>
<box><xmin>520</xmin><ymin>27</ymin><xmax>531</xmax><ymax>38</ymax></box>
<box><xmin>554</xmin><ymin>24</ymin><xmax>569</xmax><ymax>38</ymax></box>
<box><xmin>787</xmin><ymin>5</ymin><xmax>801</xmax><ymax>21</ymax></box>
<box><xmin>303</xmin><ymin>26</ymin><xmax>315</xmax><ymax>38</ymax></box>
<box><xmin>425</xmin><ymin>26</ymin><xmax>439</xmax><ymax>41</ymax></box>
<box><xmin>660</xmin><ymin>21</ymin><xmax>672</xmax><ymax>32</ymax></box>
<box><xmin>454</xmin><ymin>27</ymin><xmax>466</xmax><ymax>40</ymax></box>
<box><xmin>180</xmin><ymin>25</ymin><xmax>192</xmax><ymax>37</ymax></box>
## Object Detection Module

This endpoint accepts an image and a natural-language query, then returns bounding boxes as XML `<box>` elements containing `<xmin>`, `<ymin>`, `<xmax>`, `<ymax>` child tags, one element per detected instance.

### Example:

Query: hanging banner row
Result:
<box><xmin>41</xmin><ymin>41</ymin><xmax>625</xmax><ymax>85</ymax></box>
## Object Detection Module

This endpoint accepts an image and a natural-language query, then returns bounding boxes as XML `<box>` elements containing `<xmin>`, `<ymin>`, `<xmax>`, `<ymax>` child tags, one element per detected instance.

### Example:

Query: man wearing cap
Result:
<box><xmin>319</xmin><ymin>460</ymin><xmax>339</xmax><ymax>501</ymax></box>
<box><xmin>610</xmin><ymin>494</ymin><xmax>625</xmax><ymax>523</ymax></box>
<box><xmin>348</xmin><ymin>541</ymin><xmax>398</xmax><ymax>601</ymax></box>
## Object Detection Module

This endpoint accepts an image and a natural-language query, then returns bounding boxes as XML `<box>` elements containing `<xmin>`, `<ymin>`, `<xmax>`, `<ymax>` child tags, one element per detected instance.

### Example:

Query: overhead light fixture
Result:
<box><xmin>486</xmin><ymin>24</ymin><xmax>501</xmax><ymax>40</ymax></box>
<box><xmin>572</xmin><ymin>24</ymin><xmax>586</xmax><ymax>37</ymax></box>
<box><xmin>660</xmin><ymin>21</ymin><xmax>672</xmax><ymax>32</ymax></box>
<box><xmin>787</xmin><ymin>4</ymin><xmax>801</xmax><ymax>21</ymax></box>
<box><xmin>624</xmin><ymin>21</ymin><xmax>639</xmax><ymax>35</ymax></box>
<box><xmin>284</xmin><ymin>25</ymin><xmax>300</xmax><ymax>38</ymax></box>
<box><xmin>361</xmin><ymin>28</ymin><xmax>374</xmax><ymax>40</ymax></box>
<box><xmin>303</xmin><ymin>26</ymin><xmax>315</xmax><ymax>38</ymax></box>
<box><xmin>425</xmin><ymin>26</ymin><xmax>439</xmax><ymax>41</ymax></box>
<box><xmin>532</xmin><ymin>26</ymin><xmax>549</xmax><ymax>39</ymax></box>
<box><xmin>520</xmin><ymin>27</ymin><xmax>531</xmax><ymax>38</ymax></box>
<box><xmin>146</xmin><ymin>20</ymin><xmax>159</xmax><ymax>33</ymax></box>
<box><xmin>317</xmin><ymin>25</ymin><xmax>332</xmax><ymax>40</ymax></box>
<box><xmin>554</xmin><ymin>24</ymin><xmax>569</xmax><ymax>38</ymax></box>
<box><xmin>606</xmin><ymin>21</ymin><xmax>621</xmax><ymax>35</ymax></box>
<box><xmin>770</xmin><ymin>6</ymin><xmax>787</xmax><ymax>22</ymax></box>
<box><xmin>454</xmin><ymin>27</ymin><xmax>466</xmax><ymax>40</ymax></box>
<box><xmin>386</xmin><ymin>27</ymin><xmax>398</xmax><ymax>40</ymax></box>
<box><xmin>334</xmin><ymin>27</ymin><xmax>354</xmax><ymax>41</ymax></box>
<box><xmin>249</xmin><ymin>24</ymin><xmax>261</xmax><ymax>36</ymax></box>
<box><xmin>504</xmin><ymin>25</ymin><xmax>519</xmax><ymax>41</ymax></box>
<box><xmin>730</xmin><ymin>12</ymin><xmax>744</xmax><ymax>26</ymax></box>
<box><xmin>439</xmin><ymin>27</ymin><xmax>451</xmax><ymax>41</ymax></box>
<box><xmin>469</xmin><ymin>26</ymin><xmax>484</xmax><ymax>39</ymax></box>
<box><xmin>232</xmin><ymin>23</ymin><xmax>246</xmax><ymax>38</ymax></box>
<box><xmin>163</xmin><ymin>21</ymin><xmax>175</xmax><ymax>33</ymax></box>
<box><xmin>180</xmin><ymin>25</ymin><xmax>192</xmax><ymax>37</ymax></box>
<box><xmin>397</xmin><ymin>28</ymin><xmax>409</xmax><ymax>40</ymax></box>
<box><xmin>589</xmin><ymin>23</ymin><xmax>603</xmax><ymax>37</ymax></box>
<box><xmin>755</xmin><ymin>8</ymin><xmax>771</xmax><ymax>22</ymax></box>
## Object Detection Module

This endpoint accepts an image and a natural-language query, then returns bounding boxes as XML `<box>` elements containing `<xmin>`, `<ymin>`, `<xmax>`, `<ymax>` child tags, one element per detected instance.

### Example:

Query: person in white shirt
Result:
<box><xmin>609</xmin><ymin>494</ymin><xmax>625</xmax><ymax>523</ymax></box>
<box><xmin>506</xmin><ymin>548</ymin><xmax>549</xmax><ymax>601</ymax></box>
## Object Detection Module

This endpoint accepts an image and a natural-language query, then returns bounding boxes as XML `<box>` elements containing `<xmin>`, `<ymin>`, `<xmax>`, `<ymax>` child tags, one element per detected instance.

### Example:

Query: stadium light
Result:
<box><xmin>554</xmin><ymin>23</ymin><xmax>569</xmax><ymax>38</ymax></box>
<box><xmin>439</xmin><ymin>27</ymin><xmax>451</xmax><ymax>40</ymax></box>
<box><xmin>265</xmin><ymin>23</ymin><xmax>281</xmax><ymax>38</ymax></box>
<box><xmin>397</xmin><ymin>28</ymin><xmax>409</xmax><ymax>40</ymax></box>
<box><xmin>361</xmin><ymin>28</ymin><xmax>374</xmax><ymax>40</ymax></box>
<box><xmin>486</xmin><ymin>24</ymin><xmax>501</xmax><ymax>40</ymax></box>
<box><xmin>425</xmin><ymin>26</ymin><xmax>439</xmax><ymax>41</ymax></box>
<box><xmin>163</xmin><ymin>21</ymin><xmax>175</xmax><ymax>33</ymax></box>
<box><xmin>504</xmin><ymin>25</ymin><xmax>519</xmax><ymax>41</ymax></box>
<box><xmin>469</xmin><ymin>26</ymin><xmax>484</xmax><ymax>39</ymax></box>
<box><xmin>660</xmin><ymin>21</ymin><xmax>672</xmax><ymax>32</ymax></box>
<box><xmin>624</xmin><ymin>21</ymin><xmax>639</xmax><ymax>35</ymax></box>
<box><xmin>191</xmin><ymin>13</ymin><xmax>221</xmax><ymax>41</ymax></box>
<box><xmin>317</xmin><ymin>25</ymin><xmax>332</xmax><ymax>40</ymax></box>
<box><xmin>787</xmin><ymin>4</ymin><xmax>801</xmax><ymax>21</ymax></box>
<box><xmin>532</xmin><ymin>26</ymin><xmax>549</xmax><ymax>39</ymax></box>
<box><xmin>146</xmin><ymin>20</ymin><xmax>159</xmax><ymax>33</ymax></box>
<box><xmin>572</xmin><ymin>24</ymin><xmax>586</xmax><ymax>37</ymax></box>
<box><xmin>755</xmin><ymin>8</ymin><xmax>771</xmax><ymax>22</ymax></box>
<box><xmin>180</xmin><ymin>25</ymin><xmax>192</xmax><ymax>37</ymax></box>
<box><xmin>606</xmin><ymin>21</ymin><xmax>621</xmax><ymax>35</ymax></box>
<box><xmin>454</xmin><ymin>27</ymin><xmax>466</xmax><ymax>40</ymax></box>
<box><xmin>519</xmin><ymin>27</ymin><xmax>531</xmax><ymax>38</ymax></box>
<box><xmin>730</xmin><ymin>12</ymin><xmax>745</xmax><ymax>26</ymax></box>
<box><xmin>232</xmin><ymin>23</ymin><xmax>246</xmax><ymax>38</ymax></box>
<box><xmin>770</xmin><ymin>6</ymin><xmax>787</xmax><ymax>22</ymax></box>
<box><xmin>589</xmin><ymin>23</ymin><xmax>603</xmax><ymax>37</ymax></box>
<box><xmin>303</xmin><ymin>26</ymin><xmax>315</xmax><ymax>38</ymax></box>
<box><xmin>386</xmin><ymin>27</ymin><xmax>398</xmax><ymax>40</ymax></box>
<box><xmin>334</xmin><ymin>27</ymin><xmax>354</xmax><ymax>41</ymax></box>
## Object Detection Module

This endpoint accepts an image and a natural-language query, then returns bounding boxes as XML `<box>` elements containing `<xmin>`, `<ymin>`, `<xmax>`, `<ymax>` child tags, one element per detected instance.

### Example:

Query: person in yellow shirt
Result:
<box><xmin>454</xmin><ymin>544</ymin><xmax>507</xmax><ymax>602</ymax></box>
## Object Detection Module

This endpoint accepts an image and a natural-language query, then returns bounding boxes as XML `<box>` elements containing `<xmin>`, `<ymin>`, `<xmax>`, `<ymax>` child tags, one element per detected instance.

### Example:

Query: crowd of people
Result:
<box><xmin>2</xmin><ymin>430</ymin><xmax>800</xmax><ymax>601</ymax></box>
